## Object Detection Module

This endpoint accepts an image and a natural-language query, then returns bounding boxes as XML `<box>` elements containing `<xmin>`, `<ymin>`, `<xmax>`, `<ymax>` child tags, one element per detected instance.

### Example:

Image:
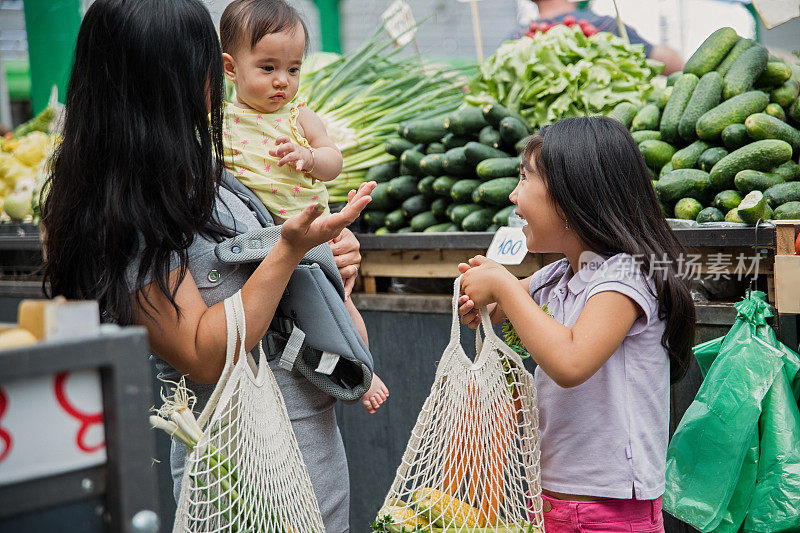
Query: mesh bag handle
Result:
<box><xmin>376</xmin><ymin>276</ymin><xmax>544</xmax><ymax>532</ymax></box>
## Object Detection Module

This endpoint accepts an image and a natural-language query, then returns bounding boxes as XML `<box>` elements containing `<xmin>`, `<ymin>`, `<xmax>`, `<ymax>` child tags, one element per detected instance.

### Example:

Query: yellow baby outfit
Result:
<box><xmin>222</xmin><ymin>101</ymin><xmax>330</xmax><ymax>218</ymax></box>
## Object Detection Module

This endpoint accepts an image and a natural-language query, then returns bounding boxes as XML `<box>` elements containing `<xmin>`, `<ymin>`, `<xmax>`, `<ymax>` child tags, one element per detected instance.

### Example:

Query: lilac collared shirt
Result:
<box><xmin>528</xmin><ymin>253</ymin><xmax>669</xmax><ymax>500</ymax></box>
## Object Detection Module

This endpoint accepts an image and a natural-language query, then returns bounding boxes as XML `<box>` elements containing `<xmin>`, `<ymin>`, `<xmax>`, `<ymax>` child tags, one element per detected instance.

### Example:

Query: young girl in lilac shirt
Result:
<box><xmin>458</xmin><ymin>116</ymin><xmax>695</xmax><ymax>532</ymax></box>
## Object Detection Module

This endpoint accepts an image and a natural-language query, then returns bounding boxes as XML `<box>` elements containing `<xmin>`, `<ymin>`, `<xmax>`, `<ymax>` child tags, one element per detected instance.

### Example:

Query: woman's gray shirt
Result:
<box><xmin>126</xmin><ymin>186</ymin><xmax>349</xmax><ymax>532</ymax></box>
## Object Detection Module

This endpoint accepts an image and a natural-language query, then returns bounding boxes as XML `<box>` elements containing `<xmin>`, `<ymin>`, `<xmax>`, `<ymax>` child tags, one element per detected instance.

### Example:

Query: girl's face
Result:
<box><xmin>510</xmin><ymin>153</ymin><xmax>571</xmax><ymax>253</ymax></box>
<box><xmin>223</xmin><ymin>23</ymin><xmax>305</xmax><ymax>113</ymax></box>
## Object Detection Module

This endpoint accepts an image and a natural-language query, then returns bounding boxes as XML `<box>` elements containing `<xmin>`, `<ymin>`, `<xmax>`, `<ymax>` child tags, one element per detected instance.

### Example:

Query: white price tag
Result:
<box><xmin>486</xmin><ymin>226</ymin><xmax>528</xmax><ymax>265</ymax></box>
<box><xmin>381</xmin><ymin>0</ymin><xmax>417</xmax><ymax>47</ymax></box>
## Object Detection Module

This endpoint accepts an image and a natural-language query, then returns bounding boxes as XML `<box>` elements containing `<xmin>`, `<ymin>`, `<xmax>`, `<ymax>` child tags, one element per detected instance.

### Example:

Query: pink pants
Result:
<box><xmin>541</xmin><ymin>493</ymin><xmax>664</xmax><ymax>533</ymax></box>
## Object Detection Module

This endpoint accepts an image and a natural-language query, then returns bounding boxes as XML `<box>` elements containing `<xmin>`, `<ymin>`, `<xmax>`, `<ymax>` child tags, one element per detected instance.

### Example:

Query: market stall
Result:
<box><xmin>1</xmin><ymin>2</ymin><xmax>800</xmax><ymax>531</ymax></box>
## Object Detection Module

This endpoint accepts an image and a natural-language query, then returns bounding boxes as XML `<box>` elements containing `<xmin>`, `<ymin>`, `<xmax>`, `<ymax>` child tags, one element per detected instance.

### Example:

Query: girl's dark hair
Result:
<box><xmin>524</xmin><ymin>116</ymin><xmax>695</xmax><ymax>383</ymax></box>
<box><xmin>41</xmin><ymin>0</ymin><xmax>228</xmax><ymax>325</ymax></box>
<box><xmin>220</xmin><ymin>0</ymin><xmax>309</xmax><ymax>54</ymax></box>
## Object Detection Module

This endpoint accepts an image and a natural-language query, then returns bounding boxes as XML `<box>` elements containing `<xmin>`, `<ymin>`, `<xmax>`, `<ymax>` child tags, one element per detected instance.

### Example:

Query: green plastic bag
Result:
<box><xmin>664</xmin><ymin>292</ymin><xmax>800</xmax><ymax>533</ymax></box>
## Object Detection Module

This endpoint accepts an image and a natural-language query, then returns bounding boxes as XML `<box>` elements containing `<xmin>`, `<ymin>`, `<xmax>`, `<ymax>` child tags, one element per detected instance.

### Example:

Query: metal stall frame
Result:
<box><xmin>0</xmin><ymin>327</ymin><xmax>159</xmax><ymax>533</ymax></box>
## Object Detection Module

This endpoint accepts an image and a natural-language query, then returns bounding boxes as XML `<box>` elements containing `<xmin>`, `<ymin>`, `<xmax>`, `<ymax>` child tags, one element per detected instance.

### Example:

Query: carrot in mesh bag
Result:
<box><xmin>373</xmin><ymin>276</ymin><xmax>545</xmax><ymax>533</ymax></box>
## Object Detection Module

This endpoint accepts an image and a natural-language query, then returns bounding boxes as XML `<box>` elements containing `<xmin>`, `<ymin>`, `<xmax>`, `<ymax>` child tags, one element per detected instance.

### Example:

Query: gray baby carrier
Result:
<box><xmin>212</xmin><ymin>171</ymin><xmax>374</xmax><ymax>402</ymax></box>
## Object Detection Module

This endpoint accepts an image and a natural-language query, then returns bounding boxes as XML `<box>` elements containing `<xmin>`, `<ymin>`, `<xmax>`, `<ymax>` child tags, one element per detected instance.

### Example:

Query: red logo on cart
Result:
<box><xmin>0</xmin><ymin>387</ymin><xmax>11</xmax><ymax>463</ymax></box>
<box><xmin>54</xmin><ymin>372</ymin><xmax>104</xmax><ymax>453</ymax></box>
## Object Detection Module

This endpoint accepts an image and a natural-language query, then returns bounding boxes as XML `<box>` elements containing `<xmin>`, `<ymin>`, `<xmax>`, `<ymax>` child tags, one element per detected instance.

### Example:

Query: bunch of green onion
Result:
<box><xmin>299</xmin><ymin>25</ymin><xmax>472</xmax><ymax>203</ymax></box>
<box><xmin>150</xmin><ymin>378</ymin><xmax>279</xmax><ymax>532</ymax></box>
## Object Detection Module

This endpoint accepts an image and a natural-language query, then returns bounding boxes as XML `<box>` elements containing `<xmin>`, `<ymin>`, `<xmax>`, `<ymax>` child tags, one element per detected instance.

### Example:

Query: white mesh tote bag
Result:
<box><xmin>169</xmin><ymin>290</ymin><xmax>325</xmax><ymax>532</ymax></box>
<box><xmin>374</xmin><ymin>276</ymin><xmax>545</xmax><ymax>532</ymax></box>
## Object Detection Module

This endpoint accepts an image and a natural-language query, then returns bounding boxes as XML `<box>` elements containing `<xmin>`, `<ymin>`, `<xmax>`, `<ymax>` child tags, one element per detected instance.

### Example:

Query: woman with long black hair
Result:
<box><xmin>41</xmin><ymin>0</ymin><xmax>371</xmax><ymax>530</ymax></box>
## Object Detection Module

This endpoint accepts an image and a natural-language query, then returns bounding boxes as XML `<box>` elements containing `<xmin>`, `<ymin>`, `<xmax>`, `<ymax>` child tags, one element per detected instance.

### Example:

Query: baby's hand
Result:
<box><xmin>269</xmin><ymin>135</ymin><xmax>314</xmax><ymax>172</ymax></box>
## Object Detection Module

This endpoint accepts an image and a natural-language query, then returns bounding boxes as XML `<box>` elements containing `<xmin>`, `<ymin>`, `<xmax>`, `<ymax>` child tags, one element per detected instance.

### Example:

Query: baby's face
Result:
<box><xmin>230</xmin><ymin>23</ymin><xmax>305</xmax><ymax>113</ymax></box>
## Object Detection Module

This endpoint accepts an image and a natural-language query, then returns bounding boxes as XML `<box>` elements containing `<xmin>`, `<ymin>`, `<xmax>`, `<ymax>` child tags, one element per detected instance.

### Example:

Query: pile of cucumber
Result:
<box><xmin>611</xmin><ymin>27</ymin><xmax>800</xmax><ymax>225</ymax></box>
<box><xmin>362</xmin><ymin>103</ymin><xmax>532</xmax><ymax>233</ymax></box>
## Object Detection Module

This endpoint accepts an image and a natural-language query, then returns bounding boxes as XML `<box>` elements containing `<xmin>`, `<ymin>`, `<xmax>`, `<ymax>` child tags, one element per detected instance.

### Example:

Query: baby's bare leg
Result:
<box><xmin>344</xmin><ymin>299</ymin><xmax>388</xmax><ymax>413</ymax></box>
<box><xmin>345</xmin><ymin>298</ymin><xmax>368</xmax><ymax>346</ymax></box>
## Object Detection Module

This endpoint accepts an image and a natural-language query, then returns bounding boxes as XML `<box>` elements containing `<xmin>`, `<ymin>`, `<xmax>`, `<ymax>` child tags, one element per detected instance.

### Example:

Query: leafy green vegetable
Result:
<box><xmin>468</xmin><ymin>26</ymin><xmax>663</xmax><ymax>128</ymax></box>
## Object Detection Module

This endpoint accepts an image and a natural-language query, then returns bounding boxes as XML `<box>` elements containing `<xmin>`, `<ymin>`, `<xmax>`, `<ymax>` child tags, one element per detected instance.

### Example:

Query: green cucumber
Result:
<box><xmin>716</xmin><ymin>38</ymin><xmax>756</xmax><ymax>76</ymax></box>
<box><xmin>441</xmin><ymin>147</ymin><xmax>472</xmax><ymax>176</ymax></box>
<box><xmin>432</xmin><ymin>175</ymin><xmax>459</xmax><ymax>197</ymax></box>
<box><xmin>476</xmin><ymin>157</ymin><xmax>521</xmax><ymax>180</ymax></box>
<box><xmin>396</xmin><ymin>226</ymin><xmax>414</xmax><ymax>233</ymax></box>
<box><xmin>417</xmin><ymin>175</ymin><xmax>437</xmax><ymax>197</ymax></box>
<box><xmin>660</xmin><ymin>161</ymin><xmax>674</xmax><ymax>178</ymax></box>
<box><xmin>423</xmin><ymin>222</ymin><xmax>458</xmax><ymax>232</ymax></box>
<box><xmin>734</xmin><ymin>169</ymin><xmax>784</xmax><ymax>194</ymax></box>
<box><xmin>657</xmin><ymin>86</ymin><xmax>673</xmax><ymax>109</ymax></box>
<box><xmin>725</xmin><ymin>207</ymin><xmax>744</xmax><ymax>223</ymax></box>
<box><xmin>442</xmin><ymin>133</ymin><xmax>472</xmax><ymax>150</ymax></box>
<box><xmin>656</xmin><ymin>169</ymin><xmax>712</xmax><ymax>203</ymax></box>
<box><xmin>660</xmin><ymin>73</ymin><xmax>699</xmax><ymax>144</ymax></box>
<box><xmin>384</xmin><ymin>208</ymin><xmax>406</xmax><ymax>230</ymax></box>
<box><xmin>464</xmin><ymin>141</ymin><xmax>509</xmax><ymax>166</ymax></box>
<box><xmin>493</xmin><ymin>205</ymin><xmax>517</xmax><ymax>226</ymax></box>
<box><xmin>479</xmin><ymin>126</ymin><xmax>502</xmax><ymax>149</ymax></box>
<box><xmin>607</xmin><ymin>102</ymin><xmax>639</xmax><ymax>128</ymax></box>
<box><xmin>745</xmin><ymin>112</ymin><xmax>800</xmax><ymax>157</ymax></box>
<box><xmin>445</xmin><ymin>202</ymin><xmax>458</xmax><ymax>219</ymax></box>
<box><xmin>696</xmin><ymin>206</ymin><xmax>725</xmax><ymax>223</ymax></box>
<box><xmin>486</xmin><ymin>224</ymin><xmax>500</xmax><ymax>232</ymax></box>
<box><xmin>426</xmin><ymin>142</ymin><xmax>446</xmax><ymax>154</ymax></box>
<box><xmin>385</xmin><ymin>138</ymin><xmax>415</xmax><ymax>158</ymax></box>
<box><xmin>450</xmin><ymin>203</ymin><xmax>482</xmax><ymax>226</ymax></box>
<box><xmin>419</xmin><ymin>153</ymin><xmax>445</xmax><ymax>176</ymax></box>
<box><xmin>450</xmin><ymin>179</ymin><xmax>482</xmax><ymax>203</ymax></box>
<box><xmin>400</xmin><ymin>149</ymin><xmax>426</xmax><ymax>177</ymax></box>
<box><xmin>499</xmin><ymin>117</ymin><xmax>530</xmax><ymax>147</ymax></box>
<box><xmin>473</xmin><ymin>177</ymin><xmax>518</xmax><ymax>206</ymax></box>
<box><xmin>401</xmin><ymin>118</ymin><xmax>448</xmax><ymax>144</ymax></box>
<box><xmin>366</xmin><ymin>161</ymin><xmax>400</xmax><ymax>183</ymax></box>
<box><xmin>790</xmin><ymin>97</ymin><xmax>800</xmax><ymax>124</ymax></box>
<box><xmin>373</xmin><ymin>226</ymin><xmax>392</xmax><ymax>235</ymax></box>
<box><xmin>709</xmin><ymin>139</ymin><xmax>793</xmax><ymax>190</ymax></box>
<box><xmin>639</xmin><ymin>140</ymin><xmax>678</xmax><ymax>170</ymax></box>
<box><xmin>685</xmin><ymin>27</ymin><xmax>739</xmax><ymax>76</ymax></box>
<box><xmin>363</xmin><ymin>211</ymin><xmax>387</xmax><ymax>229</ymax></box>
<box><xmin>410</xmin><ymin>211</ymin><xmax>439</xmax><ymax>232</ymax></box>
<box><xmin>672</xmin><ymin>140</ymin><xmax>713</xmax><ymax>169</ymax></box>
<box><xmin>631</xmin><ymin>104</ymin><xmax>661</xmax><ymax>132</ymax></box>
<box><xmin>367</xmin><ymin>182</ymin><xmax>394</xmax><ymax>211</ymax></box>
<box><xmin>713</xmin><ymin>189</ymin><xmax>743</xmax><ymax>212</ymax></box>
<box><xmin>461</xmin><ymin>208</ymin><xmax>497</xmax><ymax>231</ymax></box>
<box><xmin>765</xmin><ymin>103</ymin><xmax>787</xmax><ymax>122</ymax></box>
<box><xmin>647</xmin><ymin>87</ymin><xmax>664</xmax><ymax>104</ymax></box>
<box><xmin>773</xmin><ymin>201</ymin><xmax>800</xmax><ymax>220</ymax></box>
<box><xmin>696</xmin><ymin>90</ymin><xmax>770</xmax><ymax>140</ymax></box>
<box><xmin>387</xmin><ymin>175</ymin><xmax>420</xmax><ymax>201</ymax></box>
<box><xmin>632</xmin><ymin>130</ymin><xmax>662</xmax><ymax>143</ymax></box>
<box><xmin>763</xmin><ymin>181</ymin><xmax>800</xmax><ymax>208</ymax></box>
<box><xmin>772</xmin><ymin>161</ymin><xmax>800</xmax><ymax>181</ymax></box>
<box><xmin>444</xmin><ymin>107</ymin><xmax>488</xmax><ymax>136</ymax></box>
<box><xmin>430</xmin><ymin>197</ymin><xmax>450</xmax><ymax>219</ymax></box>
<box><xmin>699</xmin><ymin>147</ymin><xmax>729</xmax><ymax>172</ymax></box>
<box><xmin>723</xmin><ymin>45</ymin><xmax>769</xmax><ymax>99</ymax></box>
<box><xmin>770</xmin><ymin>79</ymin><xmax>800</xmax><ymax>108</ymax></box>
<box><xmin>678</xmin><ymin>72</ymin><xmax>723</xmax><ymax>141</ymax></box>
<box><xmin>721</xmin><ymin>123</ymin><xmax>750</xmax><ymax>150</ymax></box>
<box><xmin>481</xmin><ymin>101</ymin><xmax>532</xmax><ymax>131</ymax></box>
<box><xmin>757</xmin><ymin>61</ymin><xmax>792</xmax><ymax>88</ymax></box>
<box><xmin>674</xmin><ymin>198</ymin><xmax>704</xmax><ymax>220</ymax></box>
<box><xmin>666</xmin><ymin>72</ymin><xmax>682</xmax><ymax>87</ymax></box>
<box><xmin>737</xmin><ymin>190</ymin><xmax>773</xmax><ymax>223</ymax></box>
<box><xmin>515</xmin><ymin>135</ymin><xmax>533</xmax><ymax>154</ymax></box>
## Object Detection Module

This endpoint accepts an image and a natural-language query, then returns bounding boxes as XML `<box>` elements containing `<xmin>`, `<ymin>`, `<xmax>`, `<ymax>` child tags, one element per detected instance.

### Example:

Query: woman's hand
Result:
<box><xmin>330</xmin><ymin>227</ymin><xmax>361</xmax><ymax>298</ymax></box>
<box><xmin>280</xmin><ymin>181</ymin><xmax>375</xmax><ymax>257</ymax></box>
